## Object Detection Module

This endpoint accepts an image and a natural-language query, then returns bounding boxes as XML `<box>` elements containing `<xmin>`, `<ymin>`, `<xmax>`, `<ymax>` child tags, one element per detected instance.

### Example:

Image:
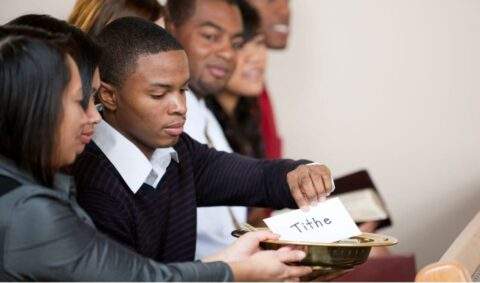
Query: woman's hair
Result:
<box><xmin>68</xmin><ymin>0</ymin><xmax>164</xmax><ymax>36</ymax></box>
<box><xmin>237</xmin><ymin>0</ymin><xmax>261</xmax><ymax>43</ymax></box>
<box><xmin>8</xmin><ymin>14</ymin><xmax>101</xmax><ymax>108</ymax></box>
<box><xmin>0</xmin><ymin>31</ymin><xmax>70</xmax><ymax>186</ymax></box>
<box><xmin>206</xmin><ymin>96</ymin><xmax>265</xmax><ymax>158</ymax></box>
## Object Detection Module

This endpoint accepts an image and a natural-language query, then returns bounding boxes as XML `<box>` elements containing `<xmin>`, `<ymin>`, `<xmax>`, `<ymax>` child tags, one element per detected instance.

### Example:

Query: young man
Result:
<box><xmin>73</xmin><ymin>17</ymin><xmax>334</xmax><ymax>263</ymax></box>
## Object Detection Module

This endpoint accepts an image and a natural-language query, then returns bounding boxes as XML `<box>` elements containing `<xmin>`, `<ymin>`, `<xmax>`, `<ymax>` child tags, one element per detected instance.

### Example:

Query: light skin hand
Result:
<box><xmin>202</xmin><ymin>231</ymin><xmax>280</xmax><ymax>263</ymax></box>
<box><xmin>229</xmin><ymin>247</ymin><xmax>312</xmax><ymax>281</ymax></box>
<box><xmin>287</xmin><ymin>164</ymin><xmax>334</xmax><ymax>210</ymax></box>
<box><xmin>203</xmin><ymin>232</ymin><xmax>312</xmax><ymax>281</ymax></box>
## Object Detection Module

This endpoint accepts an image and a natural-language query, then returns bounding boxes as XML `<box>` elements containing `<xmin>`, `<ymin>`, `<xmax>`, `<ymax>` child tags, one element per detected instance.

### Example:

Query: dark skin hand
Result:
<box><xmin>287</xmin><ymin>164</ymin><xmax>334</xmax><ymax>210</ymax></box>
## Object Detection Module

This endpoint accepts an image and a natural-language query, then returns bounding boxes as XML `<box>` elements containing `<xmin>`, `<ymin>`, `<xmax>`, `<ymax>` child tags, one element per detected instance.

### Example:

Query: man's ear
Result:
<box><xmin>98</xmin><ymin>81</ymin><xmax>118</xmax><ymax>111</ymax></box>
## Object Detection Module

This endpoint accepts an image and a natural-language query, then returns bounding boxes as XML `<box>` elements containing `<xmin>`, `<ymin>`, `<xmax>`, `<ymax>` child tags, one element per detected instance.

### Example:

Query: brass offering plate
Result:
<box><xmin>232</xmin><ymin>227</ymin><xmax>398</xmax><ymax>279</ymax></box>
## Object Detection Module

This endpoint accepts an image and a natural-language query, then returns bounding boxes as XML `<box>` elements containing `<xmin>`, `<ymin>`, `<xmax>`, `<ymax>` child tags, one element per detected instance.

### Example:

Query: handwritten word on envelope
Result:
<box><xmin>263</xmin><ymin>198</ymin><xmax>361</xmax><ymax>243</ymax></box>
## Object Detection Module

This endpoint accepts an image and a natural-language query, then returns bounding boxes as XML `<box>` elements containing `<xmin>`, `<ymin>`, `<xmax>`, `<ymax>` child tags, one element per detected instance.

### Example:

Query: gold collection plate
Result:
<box><xmin>231</xmin><ymin>228</ymin><xmax>398</xmax><ymax>270</ymax></box>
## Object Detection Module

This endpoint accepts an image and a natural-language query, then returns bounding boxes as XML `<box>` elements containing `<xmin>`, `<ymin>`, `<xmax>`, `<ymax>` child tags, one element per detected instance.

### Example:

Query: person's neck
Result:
<box><xmin>103</xmin><ymin>113</ymin><xmax>155</xmax><ymax>159</ymax></box>
<box><xmin>216</xmin><ymin>91</ymin><xmax>239</xmax><ymax>117</ymax></box>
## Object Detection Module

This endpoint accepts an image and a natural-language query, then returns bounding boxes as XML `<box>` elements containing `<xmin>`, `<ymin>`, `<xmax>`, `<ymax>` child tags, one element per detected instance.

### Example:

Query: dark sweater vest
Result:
<box><xmin>73</xmin><ymin>133</ymin><xmax>305</xmax><ymax>262</ymax></box>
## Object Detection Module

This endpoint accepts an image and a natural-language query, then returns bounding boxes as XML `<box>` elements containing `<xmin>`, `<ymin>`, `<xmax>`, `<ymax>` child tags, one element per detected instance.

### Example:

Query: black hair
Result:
<box><xmin>0</xmin><ymin>25</ymin><xmax>62</xmax><ymax>42</ymax></box>
<box><xmin>237</xmin><ymin>0</ymin><xmax>261</xmax><ymax>43</ymax></box>
<box><xmin>166</xmin><ymin>0</ymin><xmax>238</xmax><ymax>27</ymax></box>
<box><xmin>206</xmin><ymin>96</ymin><xmax>264</xmax><ymax>158</ymax></box>
<box><xmin>96</xmin><ymin>16</ymin><xmax>183</xmax><ymax>88</ymax></box>
<box><xmin>8</xmin><ymin>14</ymin><xmax>101</xmax><ymax>108</ymax></box>
<box><xmin>0</xmin><ymin>33</ymin><xmax>70</xmax><ymax>186</ymax></box>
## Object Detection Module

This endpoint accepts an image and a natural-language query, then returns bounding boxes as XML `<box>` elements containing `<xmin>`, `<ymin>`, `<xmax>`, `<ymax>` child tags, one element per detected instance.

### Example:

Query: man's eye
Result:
<box><xmin>151</xmin><ymin>94</ymin><xmax>164</xmax><ymax>100</ymax></box>
<box><xmin>202</xmin><ymin>33</ymin><xmax>218</xmax><ymax>42</ymax></box>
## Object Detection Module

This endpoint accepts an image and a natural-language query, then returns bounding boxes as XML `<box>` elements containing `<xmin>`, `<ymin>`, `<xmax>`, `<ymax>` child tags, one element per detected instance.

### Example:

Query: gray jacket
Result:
<box><xmin>0</xmin><ymin>156</ymin><xmax>233</xmax><ymax>281</ymax></box>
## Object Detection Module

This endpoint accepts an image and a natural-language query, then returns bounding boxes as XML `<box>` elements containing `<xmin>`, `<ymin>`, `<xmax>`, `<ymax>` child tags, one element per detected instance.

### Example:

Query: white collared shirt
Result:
<box><xmin>93</xmin><ymin>120</ymin><xmax>179</xmax><ymax>193</ymax></box>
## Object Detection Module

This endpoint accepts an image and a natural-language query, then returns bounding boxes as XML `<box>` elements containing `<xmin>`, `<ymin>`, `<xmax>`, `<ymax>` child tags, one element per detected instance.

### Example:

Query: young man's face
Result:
<box><xmin>247</xmin><ymin>0</ymin><xmax>290</xmax><ymax>50</ymax></box>
<box><xmin>109</xmin><ymin>50</ymin><xmax>190</xmax><ymax>154</ymax></box>
<box><xmin>170</xmin><ymin>0</ymin><xmax>244</xmax><ymax>97</ymax></box>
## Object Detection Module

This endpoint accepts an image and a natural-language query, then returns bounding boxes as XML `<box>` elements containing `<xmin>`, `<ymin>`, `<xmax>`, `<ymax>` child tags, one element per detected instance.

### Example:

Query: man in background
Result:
<box><xmin>165</xmin><ymin>0</ymin><xmax>249</xmax><ymax>259</ymax></box>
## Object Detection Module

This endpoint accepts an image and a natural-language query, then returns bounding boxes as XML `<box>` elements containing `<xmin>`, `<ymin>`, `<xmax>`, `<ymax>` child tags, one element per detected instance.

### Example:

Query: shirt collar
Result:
<box><xmin>93</xmin><ymin>120</ymin><xmax>178</xmax><ymax>193</ymax></box>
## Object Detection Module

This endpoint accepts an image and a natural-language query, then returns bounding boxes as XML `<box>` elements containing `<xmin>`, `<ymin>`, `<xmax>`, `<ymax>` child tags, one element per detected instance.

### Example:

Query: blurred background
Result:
<box><xmin>2</xmin><ymin>0</ymin><xmax>480</xmax><ymax>268</ymax></box>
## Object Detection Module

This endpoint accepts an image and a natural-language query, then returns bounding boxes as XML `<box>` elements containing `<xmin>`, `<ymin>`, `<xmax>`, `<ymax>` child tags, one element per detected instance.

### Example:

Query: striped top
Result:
<box><xmin>73</xmin><ymin>133</ymin><xmax>306</xmax><ymax>262</ymax></box>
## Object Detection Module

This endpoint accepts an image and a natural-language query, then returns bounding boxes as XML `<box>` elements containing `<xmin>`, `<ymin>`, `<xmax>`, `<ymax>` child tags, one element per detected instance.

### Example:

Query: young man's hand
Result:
<box><xmin>287</xmin><ymin>164</ymin><xmax>334</xmax><ymax>210</ymax></box>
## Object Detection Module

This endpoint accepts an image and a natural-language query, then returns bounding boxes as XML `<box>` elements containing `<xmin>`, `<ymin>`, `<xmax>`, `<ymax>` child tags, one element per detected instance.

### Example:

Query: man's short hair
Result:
<box><xmin>96</xmin><ymin>17</ymin><xmax>183</xmax><ymax>88</ymax></box>
<box><xmin>166</xmin><ymin>0</ymin><xmax>239</xmax><ymax>27</ymax></box>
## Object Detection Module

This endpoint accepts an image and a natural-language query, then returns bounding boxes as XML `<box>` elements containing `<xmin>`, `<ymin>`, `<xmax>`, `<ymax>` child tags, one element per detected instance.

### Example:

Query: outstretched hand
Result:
<box><xmin>287</xmin><ymin>164</ymin><xmax>334</xmax><ymax>210</ymax></box>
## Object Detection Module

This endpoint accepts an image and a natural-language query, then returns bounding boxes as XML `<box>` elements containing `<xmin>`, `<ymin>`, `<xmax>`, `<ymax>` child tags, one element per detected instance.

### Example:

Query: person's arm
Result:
<box><xmin>182</xmin><ymin>134</ymin><xmax>310</xmax><ymax>208</ymax></box>
<box><xmin>3</xmin><ymin>190</ymin><xmax>233</xmax><ymax>282</ymax></box>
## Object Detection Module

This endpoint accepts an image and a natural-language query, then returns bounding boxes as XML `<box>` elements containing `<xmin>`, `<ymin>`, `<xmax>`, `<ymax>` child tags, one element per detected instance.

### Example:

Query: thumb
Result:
<box><xmin>244</xmin><ymin>231</ymin><xmax>280</xmax><ymax>242</ymax></box>
<box><xmin>276</xmin><ymin>249</ymin><xmax>307</xmax><ymax>263</ymax></box>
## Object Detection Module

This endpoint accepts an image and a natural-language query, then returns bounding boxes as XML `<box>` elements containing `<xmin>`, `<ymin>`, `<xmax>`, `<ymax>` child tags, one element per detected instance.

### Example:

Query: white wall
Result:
<box><xmin>0</xmin><ymin>0</ymin><xmax>75</xmax><ymax>22</ymax></box>
<box><xmin>268</xmin><ymin>0</ymin><xmax>480</xmax><ymax>268</ymax></box>
<box><xmin>2</xmin><ymin>0</ymin><xmax>480</xmax><ymax>269</ymax></box>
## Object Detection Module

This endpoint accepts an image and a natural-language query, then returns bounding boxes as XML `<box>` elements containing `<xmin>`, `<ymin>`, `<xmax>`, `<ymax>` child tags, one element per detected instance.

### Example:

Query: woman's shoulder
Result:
<box><xmin>0</xmin><ymin>183</ymin><xmax>90</xmax><ymax>245</ymax></box>
<box><xmin>0</xmin><ymin>183</ymin><xmax>70</xmax><ymax>217</ymax></box>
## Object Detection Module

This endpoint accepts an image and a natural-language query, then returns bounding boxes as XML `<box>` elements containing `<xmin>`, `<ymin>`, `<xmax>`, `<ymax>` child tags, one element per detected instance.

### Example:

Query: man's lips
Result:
<box><xmin>164</xmin><ymin>122</ymin><xmax>185</xmax><ymax>137</ymax></box>
<box><xmin>207</xmin><ymin>65</ymin><xmax>229</xmax><ymax>79</ymax></box>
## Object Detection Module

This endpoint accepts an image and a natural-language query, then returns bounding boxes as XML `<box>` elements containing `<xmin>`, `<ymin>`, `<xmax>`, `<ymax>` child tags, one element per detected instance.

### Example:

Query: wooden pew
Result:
<box><xmin>416</xmin><ymin>211</ymin><xmax>480</xmax><ymax>282</ymax></box>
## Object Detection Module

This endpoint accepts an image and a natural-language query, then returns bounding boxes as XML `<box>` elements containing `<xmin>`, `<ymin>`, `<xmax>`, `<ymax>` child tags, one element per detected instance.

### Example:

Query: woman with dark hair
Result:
<box><xmin>0</xmin><ymin>23</ymin><xmax>311</xmax><ymax>283</ymax></box>
<box><xmin>8</xmin><ymin>14</ymin><xmax>102</xmax><ymax>146</ymax></box>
